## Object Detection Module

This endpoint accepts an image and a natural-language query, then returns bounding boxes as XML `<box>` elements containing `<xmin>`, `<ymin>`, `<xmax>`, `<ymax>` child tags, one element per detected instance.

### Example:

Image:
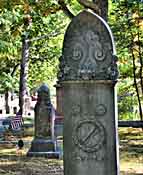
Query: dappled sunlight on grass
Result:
<box><xmin>0</xmin><ymin>148</ymin><xmax>16</xmax><ymax>156</ymax></box>
<box><xmin>119</xmin><ymin>128</ymin><xmax>143</xmax><ymax>140</ymax></box>
<box><xmin>0</xmin><ymin>157</ymin><xmax>63</xmax><ymax>175</ymax></box>
<box><xmin>120</xmin><ymin>161</ymin><xmax>143</xmax><ymax>175</ymax></box>
<box><xmin>119</xmin><ymin>128</ymin><xmax>143</xmax><ymax>175</ymax></box>
<box><xmin>0</xmin><ymin>160</ymin><xmax>17</xmax><ymax>166</ymax></box>
<box><xmin>0</xmin><ymin>128</ymin><xmax>142</xmax><ymax>174</ymax></box>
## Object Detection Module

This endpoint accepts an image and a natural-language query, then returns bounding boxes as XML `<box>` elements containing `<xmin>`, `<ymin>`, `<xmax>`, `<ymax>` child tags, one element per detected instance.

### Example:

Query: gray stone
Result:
<box><xmin>58</xmin><ymin>10</ymin><xmax>119</xmax><ymax>175</ymax></box>
<box><xmin>58</xmin><ymin>10</ymin><xmax>118</xmax><ymax>82</ymax></box>
<box><xmin>35</xmin><ymin>84</ymin><xmax>52</xmax><ymax>139</ymax></box>
<box><xmin>27</xmin><ymin>84</ymin><xmax>59</xmax><ymax>158</ymax></box>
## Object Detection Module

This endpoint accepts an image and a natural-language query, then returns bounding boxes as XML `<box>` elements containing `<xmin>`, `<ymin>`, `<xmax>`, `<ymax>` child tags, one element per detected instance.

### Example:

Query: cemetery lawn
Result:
<box><xmin>0</xmin><ymin>128</ymin><xmax>143</xmax><ymax>175</ymax></box>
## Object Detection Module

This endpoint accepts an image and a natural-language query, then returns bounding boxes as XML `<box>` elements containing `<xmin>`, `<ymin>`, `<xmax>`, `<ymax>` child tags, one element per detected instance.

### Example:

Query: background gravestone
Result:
<box><xmin>27</xmin><ymin>84</ymin><xmax>59</xmax><ymax>158</ymax></box>
<box><xmin>58</xmin><ymin>10</ymin><xmax>119</xmax><ymax>175</ymax></box>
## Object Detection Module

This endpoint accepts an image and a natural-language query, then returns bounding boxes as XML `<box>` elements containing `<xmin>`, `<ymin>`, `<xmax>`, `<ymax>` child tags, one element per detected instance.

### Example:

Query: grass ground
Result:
<box><xmin>0</xmin><ymin>128</ymin><xmax>143</xmax><ymax>175</ymax></box>
<box><xmin>119</xmin><ymin>128</ymin><xmax>143</xmax><ymax>175</ymax></box>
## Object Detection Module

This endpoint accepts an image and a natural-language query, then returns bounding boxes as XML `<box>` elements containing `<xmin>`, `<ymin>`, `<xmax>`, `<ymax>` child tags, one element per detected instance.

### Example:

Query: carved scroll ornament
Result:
<box><xmin>58</xmin><ymin>10</ymin><xmax>118</xmax><ymax>82</ymax></box>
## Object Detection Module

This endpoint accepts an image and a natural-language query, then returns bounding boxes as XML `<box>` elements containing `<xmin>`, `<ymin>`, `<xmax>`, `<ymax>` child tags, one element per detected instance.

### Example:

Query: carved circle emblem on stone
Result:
<box><xmin>95</xmin><ymin>104</ymin><xmax>107</xmax><ymax>116</ymax></box>
<box><xmin>73</xmin><ymin>120</ymin><xmax>105</xmax><ymax>153</ymax></box>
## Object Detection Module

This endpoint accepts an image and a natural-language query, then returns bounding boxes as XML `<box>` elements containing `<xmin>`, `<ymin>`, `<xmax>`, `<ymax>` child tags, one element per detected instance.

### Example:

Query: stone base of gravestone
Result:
<box><xmin>27</xmin><ymin>139</ymin><xmax>60</xmax><ymax>158</ymax></box>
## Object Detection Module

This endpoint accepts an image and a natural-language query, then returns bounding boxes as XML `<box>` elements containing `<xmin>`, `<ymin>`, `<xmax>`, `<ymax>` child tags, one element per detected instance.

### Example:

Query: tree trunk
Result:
<box><xmin>93</xmin><ymin>0</ymin><xmax>108</xmax><ymax>21</ymax></box>
<box><xmin>5</xmin><ymin>89</ymin><xmax>10</xmax><ymax>114</ymax></box>
<box><xmin>77</xmin><ymin>0</ymin><xmax>108</xmax><ymax>21</ymax></box>
<box><xmin>125</xmin><ymin>2</ymin><xmax>143</xmax><ymax>121</ymax></box>
<box><xmin>19</xmin><ymin>36</ymin><xmax>30</xmax><ymax>115</ymax></box>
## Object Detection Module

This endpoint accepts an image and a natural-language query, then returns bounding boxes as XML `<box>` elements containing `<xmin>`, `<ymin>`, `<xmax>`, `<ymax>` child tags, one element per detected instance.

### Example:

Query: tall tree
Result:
<box><xmin>0</xmin><ymin>1</ymin><xmax>67</xmax><ymax>114</ymax></box>
<box><xmin>19</xmin><ymin>7</ymin><xmax>32</xmax><ymax>114</ymax></box>
<box><xmin>76</xmin><ymin>0</ymin><xmax>108</xmax><ymax>20</ymax></box>
<box><xmin>109</xmin><ymin>0</ymin><xmax>143</xmax><ymax>120</ymax></box>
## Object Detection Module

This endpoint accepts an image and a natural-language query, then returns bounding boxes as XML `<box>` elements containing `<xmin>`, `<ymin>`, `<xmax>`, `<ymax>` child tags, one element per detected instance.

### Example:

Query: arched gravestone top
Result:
<box><xmin>37</xmin><ymin>84</ymin><xmax>50</xmax><ymax>93</ymax></box>
<box><xmin>37</xmin><ymin>84</ymin><xmax>51</xmax><ymax>102</ymax></box>
<box><xmin>58</xmin><ymin>10</ymin><xmax>118</xmax><ymax>82</ymax></box>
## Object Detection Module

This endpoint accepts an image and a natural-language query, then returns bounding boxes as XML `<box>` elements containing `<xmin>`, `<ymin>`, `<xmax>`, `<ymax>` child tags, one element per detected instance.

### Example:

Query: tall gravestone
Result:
<box><xmin>27</xmin><ymin>84</ymin><xmax>59</xmax><ymax>158</ymax></box>
<box><xmin>58</xmin><ymin>10</ymin><xmax>119</xmax><ymax>175</ymax></box>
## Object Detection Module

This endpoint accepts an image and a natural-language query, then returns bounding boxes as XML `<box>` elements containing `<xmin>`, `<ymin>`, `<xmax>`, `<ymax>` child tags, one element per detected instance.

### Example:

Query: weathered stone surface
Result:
<box><xmin>58</xmin><ymin>10</ymin><xmax>118</xmax><ymax>82</ymax></box>
<box><xmin>35</xmin><ymin>84</ymin><xmax>52</xmax><ymax>139</ymax></box>
<box><xmin>27</xmin><ymin>84</ymin><xmax>59</xmax><ymax>158</ymax></box>
<box><xmin>58</xmin><ymin>10</ymin><xmax>119</xmax><ymax>175</ymax></box>
<box><xmin>62</xmin><ymin>81</ymin><xmax>119</xmax><ymax>175</ymax></box>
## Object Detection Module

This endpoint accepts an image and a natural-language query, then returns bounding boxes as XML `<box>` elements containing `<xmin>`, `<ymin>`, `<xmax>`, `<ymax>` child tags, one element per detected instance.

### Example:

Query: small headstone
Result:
<box><xmin>27</xmin><ymin>84</ymin><xmax>59</xmax><ymax>158</ymax></box>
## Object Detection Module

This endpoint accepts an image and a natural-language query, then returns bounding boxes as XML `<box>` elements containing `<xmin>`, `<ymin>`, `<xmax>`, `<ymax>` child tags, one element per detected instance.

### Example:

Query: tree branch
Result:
<box><xmin>77</xmin><ymin>0</ymin><xmax>100</xmax><ymax>14</ymax></box>
<box><xmin>28</xmin><ymin>31</ymin><xmax>62</xmax><ymax>42</ymax></box>
<box><xmin>58</xmin><ymin>0</ymin><xmax>74</xmax><ymax>19</ymax></box>
<box><xmin>11</xmin><ymin>64</ymin><xmax>20</xmax><ymax>77</ymax></box>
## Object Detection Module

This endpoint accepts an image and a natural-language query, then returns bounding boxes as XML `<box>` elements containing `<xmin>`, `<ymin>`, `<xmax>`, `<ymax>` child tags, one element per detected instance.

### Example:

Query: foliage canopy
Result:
<box><xmin>0</xmin><ymin>0</ymin><xmax>143</xmax><ymax>119</ymax></box>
